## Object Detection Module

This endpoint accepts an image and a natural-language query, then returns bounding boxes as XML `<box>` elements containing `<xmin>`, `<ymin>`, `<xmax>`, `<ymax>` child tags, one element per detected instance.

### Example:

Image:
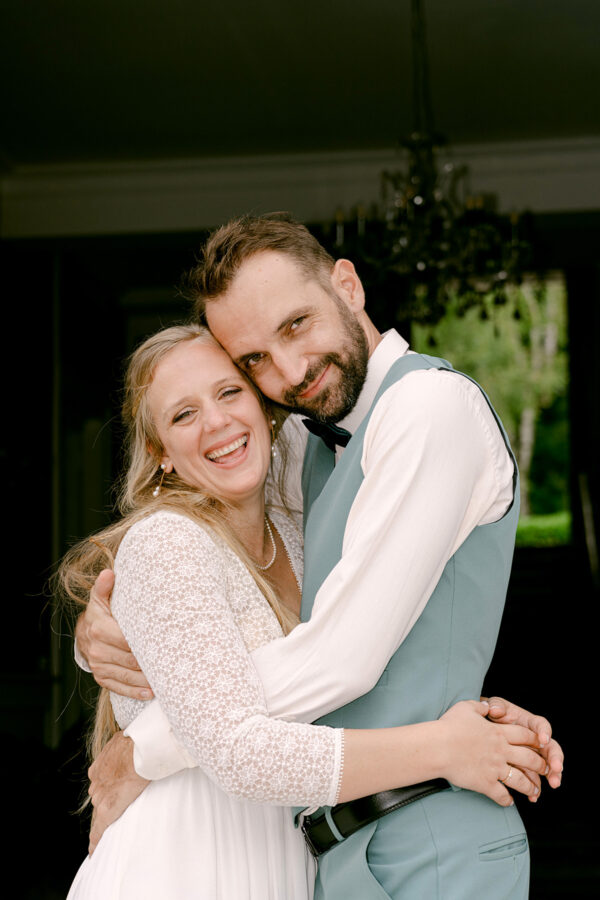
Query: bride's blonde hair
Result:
<box><xmin>57</xmin><ymin>323</ymin><xmax>298</xmax><ymax>761</ymax></box>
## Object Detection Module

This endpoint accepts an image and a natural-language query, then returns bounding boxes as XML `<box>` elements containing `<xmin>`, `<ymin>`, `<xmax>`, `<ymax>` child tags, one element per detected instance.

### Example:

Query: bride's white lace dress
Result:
<box><xmin>67</xmin><ymin>508</ymin><xmax>343</xmax><ymax>899</ymax></box>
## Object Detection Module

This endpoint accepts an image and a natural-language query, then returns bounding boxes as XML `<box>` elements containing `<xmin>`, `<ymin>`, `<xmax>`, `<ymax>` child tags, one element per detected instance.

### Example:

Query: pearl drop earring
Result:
<box><xmin>152</xmin><ymin>463</ymin><xmax>167</xmax><ymax>497</ymax></box>
<box><xmin>270</xmin><ymin>419</ymin><xmax>278</xmax><ymax>458</ymax></box>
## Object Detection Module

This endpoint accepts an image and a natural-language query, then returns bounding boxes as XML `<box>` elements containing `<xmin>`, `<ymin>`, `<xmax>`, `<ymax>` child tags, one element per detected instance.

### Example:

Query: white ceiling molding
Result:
<box><xmin>2</xmin><ymin>137</ymin><xmax>600</xmax><ymax>239</ymax></box>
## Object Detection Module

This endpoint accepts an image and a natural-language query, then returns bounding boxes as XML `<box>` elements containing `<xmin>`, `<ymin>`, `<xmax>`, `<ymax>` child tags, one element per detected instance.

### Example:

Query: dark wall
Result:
<box><xmin>1</xmin><ymin>232</ymin><xmax>204</xmax><ymax>891</ymax></box>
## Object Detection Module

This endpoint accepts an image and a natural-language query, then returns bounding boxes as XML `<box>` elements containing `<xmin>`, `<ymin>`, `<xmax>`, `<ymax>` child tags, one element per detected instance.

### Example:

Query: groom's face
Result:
<box><xmin>204</xmin><ymin>251</ymin><xmax>369</xmax><ymax>424</ymax></box>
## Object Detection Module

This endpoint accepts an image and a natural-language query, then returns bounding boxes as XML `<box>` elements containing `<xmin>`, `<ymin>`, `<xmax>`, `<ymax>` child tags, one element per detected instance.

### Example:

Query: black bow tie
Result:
<box><xmin>302</xmin><ymin>418</ymin><xmax>352</xmax><ymax>452</ymax></box>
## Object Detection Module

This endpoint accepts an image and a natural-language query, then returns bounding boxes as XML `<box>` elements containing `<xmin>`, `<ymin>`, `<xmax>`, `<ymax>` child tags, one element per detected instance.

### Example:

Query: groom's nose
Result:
<box><xmin>271</xmin><ymin>350</ymin><xmax>308</xmax><ymax>388</ymax></box>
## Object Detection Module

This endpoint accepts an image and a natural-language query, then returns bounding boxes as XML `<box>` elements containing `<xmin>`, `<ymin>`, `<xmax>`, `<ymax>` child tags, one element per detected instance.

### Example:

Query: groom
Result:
<box><xmin>78</xmin><ymin>214</ymin><xmax>562</xmax><ymax>897</ymax></box>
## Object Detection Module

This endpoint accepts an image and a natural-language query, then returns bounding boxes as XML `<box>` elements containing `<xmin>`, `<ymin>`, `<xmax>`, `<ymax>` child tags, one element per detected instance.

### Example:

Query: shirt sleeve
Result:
<box><xmin>73</xmin><ymin>640</ymin><xmax>91</xmax><ymax>673</ymax></box>
<box><xmin>112</xmin><ymin>511</ymin><xmax>342</xmax><ymax>805</ymax></box>
<box><xmin>251</xmin><ymin>368</ymin><xmax>514</xmax><ymax>723</ymax></box>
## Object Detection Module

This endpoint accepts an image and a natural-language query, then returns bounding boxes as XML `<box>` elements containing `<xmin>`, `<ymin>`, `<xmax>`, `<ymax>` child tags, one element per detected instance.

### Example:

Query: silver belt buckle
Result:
<box><xmin>301</xmin><ymin>819</ymin><xmax>321</xmax><ymax>858</ymax></box>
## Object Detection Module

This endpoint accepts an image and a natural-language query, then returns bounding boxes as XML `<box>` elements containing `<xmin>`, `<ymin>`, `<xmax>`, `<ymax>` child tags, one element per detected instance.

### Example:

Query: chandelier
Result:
<box><xmin>327</xmin><ymin>0</ymin><xmax>531</xmax><ymax>327</ymax></box>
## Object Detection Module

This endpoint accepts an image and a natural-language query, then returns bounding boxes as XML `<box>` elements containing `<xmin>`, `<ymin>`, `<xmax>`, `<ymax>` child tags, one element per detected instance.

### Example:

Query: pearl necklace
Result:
<box><xmin>256</xmin><ymin>515</ymin><xmax>277</xmax><ymax>571</ymax></box>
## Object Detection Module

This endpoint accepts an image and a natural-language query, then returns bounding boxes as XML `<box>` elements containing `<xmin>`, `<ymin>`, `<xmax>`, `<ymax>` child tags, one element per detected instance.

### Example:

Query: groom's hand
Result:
<box><xmin>76</xmin><ymin>569</ymin><xmax>153</xmax><ymax>700</ymax></box>
<box><xmin>485</xmin><ymin>695</ymin><xmax>563</xmax><ymax>790</ymax></box>
<box><xmin>88</xmin><ymin>731</ymin><xmax>149</xmax><ymax>854</ymax></box>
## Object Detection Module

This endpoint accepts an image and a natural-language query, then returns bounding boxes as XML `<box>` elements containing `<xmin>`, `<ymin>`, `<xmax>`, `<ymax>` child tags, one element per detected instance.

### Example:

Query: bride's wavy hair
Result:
<box><xmin>57</xmin><ymin>323</ymin><xmax>298</xmax><ymax>762</ymax></box>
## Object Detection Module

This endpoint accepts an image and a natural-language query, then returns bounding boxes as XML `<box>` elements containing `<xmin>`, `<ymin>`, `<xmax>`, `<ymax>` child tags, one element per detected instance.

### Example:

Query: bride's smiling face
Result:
<box><xmin>147</xmin><ymin>340</ymin><xmax>272</xmax><ymax>507</ymax></box>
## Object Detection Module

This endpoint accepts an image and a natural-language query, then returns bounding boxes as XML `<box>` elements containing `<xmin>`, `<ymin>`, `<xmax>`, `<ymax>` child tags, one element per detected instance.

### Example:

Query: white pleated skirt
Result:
<box><xmin>67</xmin><ymin>767</ymin><xmax>315</xmax><ymax>900</ymax></box>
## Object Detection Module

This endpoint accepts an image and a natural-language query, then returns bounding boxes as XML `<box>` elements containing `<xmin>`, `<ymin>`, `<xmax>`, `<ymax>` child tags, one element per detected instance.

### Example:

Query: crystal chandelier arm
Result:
<box><xmin>410</xmin><ymin>0</ymin><xmax>435</xmax><ymax>139</ymax></box>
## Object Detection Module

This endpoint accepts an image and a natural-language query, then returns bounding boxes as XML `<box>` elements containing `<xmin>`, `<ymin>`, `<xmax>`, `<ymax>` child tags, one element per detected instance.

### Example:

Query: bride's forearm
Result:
<box><xmin>338</xmin><ymin>721</ymin><xmax>445</xmax><ymax>802</ymax></box>
<box><xmin>336</xmin><ymin>700</ymin><xmax>548</xmax><ymax>806</ymax></box>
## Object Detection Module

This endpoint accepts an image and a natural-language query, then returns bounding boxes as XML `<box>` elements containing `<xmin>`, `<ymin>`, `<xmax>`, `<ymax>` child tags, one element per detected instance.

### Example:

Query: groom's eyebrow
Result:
<box><xmin>274</xmin><ymin>305</ymin><xmax>315</xmax><ymax>334</ymax></box>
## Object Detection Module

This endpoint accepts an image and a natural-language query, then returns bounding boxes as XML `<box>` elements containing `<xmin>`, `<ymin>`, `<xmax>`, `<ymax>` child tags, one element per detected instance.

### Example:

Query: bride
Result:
<box><xmin>62</xmin><ymin>324</ymin><xmax>547</xmax><ymax>899</ymax></box>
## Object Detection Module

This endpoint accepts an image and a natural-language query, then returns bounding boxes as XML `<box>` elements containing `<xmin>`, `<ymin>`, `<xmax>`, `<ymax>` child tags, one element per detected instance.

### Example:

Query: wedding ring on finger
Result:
<box><xmin>499</xmin><ymin>766</ymin><xmax>513</xmax><ymax>785</ymax></box>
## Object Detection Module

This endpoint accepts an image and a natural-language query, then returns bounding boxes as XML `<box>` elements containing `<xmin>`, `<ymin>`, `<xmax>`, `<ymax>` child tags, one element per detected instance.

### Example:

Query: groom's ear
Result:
<box><xmin>331</xmin><ymin>259</ymin><xmax>366</xmax><ymax>313</ymax></box>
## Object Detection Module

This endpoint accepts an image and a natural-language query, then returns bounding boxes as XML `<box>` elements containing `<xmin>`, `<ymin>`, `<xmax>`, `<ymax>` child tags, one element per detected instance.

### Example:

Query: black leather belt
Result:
<box><xmin>301</xmin><ymin>778</ymin><xmax>449</xmax><ymax>857</ymax></box>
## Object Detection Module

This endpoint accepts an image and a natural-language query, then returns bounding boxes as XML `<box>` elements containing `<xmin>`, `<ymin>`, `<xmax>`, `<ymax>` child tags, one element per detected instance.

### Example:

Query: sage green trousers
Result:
<box><xmin>313</xmin><ymin>787</ymin><xmax>529</xmax><ymax>900</ymax></box>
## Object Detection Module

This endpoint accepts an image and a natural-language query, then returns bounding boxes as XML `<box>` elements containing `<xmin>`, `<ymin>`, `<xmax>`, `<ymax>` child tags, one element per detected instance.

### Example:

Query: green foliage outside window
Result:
<box><xmin>411</xmin><ymin>277</ymin><xmax>570</xmax><ymax>546</ymax></box>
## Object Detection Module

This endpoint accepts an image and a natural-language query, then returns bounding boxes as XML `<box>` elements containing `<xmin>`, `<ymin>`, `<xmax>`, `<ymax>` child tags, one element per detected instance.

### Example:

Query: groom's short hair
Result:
<box><xmin>184</xmin><ymin>212</ymin><xmax>335</xmax><ymax>322</ymax></box>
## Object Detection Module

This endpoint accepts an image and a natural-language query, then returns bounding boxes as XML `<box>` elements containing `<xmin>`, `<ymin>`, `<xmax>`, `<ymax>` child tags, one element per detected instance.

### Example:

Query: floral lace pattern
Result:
<box><xmin>110</xmin><ymin>509</ymin><xmax>342</xmax><ymax>807</ymax></box>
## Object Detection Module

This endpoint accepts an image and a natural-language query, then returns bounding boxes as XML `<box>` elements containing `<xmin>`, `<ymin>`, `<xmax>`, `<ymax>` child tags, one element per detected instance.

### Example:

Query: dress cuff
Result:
<box><xmin>330</xmin><ymin>728</ymin><xmax>345</xmax><ymax>807</ymax></box>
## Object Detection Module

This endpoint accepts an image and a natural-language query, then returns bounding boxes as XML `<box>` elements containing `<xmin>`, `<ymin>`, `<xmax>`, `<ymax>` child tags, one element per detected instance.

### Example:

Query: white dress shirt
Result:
<box><xmin>125</xmin><ymin>330</ymin><xmax>514</xmax><ymax>776</ymax></box>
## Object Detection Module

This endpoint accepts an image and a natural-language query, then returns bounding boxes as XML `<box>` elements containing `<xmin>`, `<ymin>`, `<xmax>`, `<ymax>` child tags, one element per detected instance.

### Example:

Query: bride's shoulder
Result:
<box><xmin>117</xmin><ymin>509</ymin><xmax>221</xmax><ymax>560</ymax></box>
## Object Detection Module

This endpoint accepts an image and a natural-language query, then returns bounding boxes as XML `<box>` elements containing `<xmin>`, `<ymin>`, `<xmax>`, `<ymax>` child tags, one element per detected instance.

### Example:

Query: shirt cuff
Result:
<box><xmin>74</xmin><ymin>639</ymin><xmax>91</xmax><ymax>674</ymax></box>
<box><xmin>123</xmin><ymin>700</ymin><xmax>197</xmax><ymax>780</ymax></box>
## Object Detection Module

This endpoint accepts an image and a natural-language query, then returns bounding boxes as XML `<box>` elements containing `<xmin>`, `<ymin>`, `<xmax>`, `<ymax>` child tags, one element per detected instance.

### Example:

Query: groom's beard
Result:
<box><xmin>281</xmin><ymin>314</ymin><xmax>369</xmax><ymax>424</ymax></box>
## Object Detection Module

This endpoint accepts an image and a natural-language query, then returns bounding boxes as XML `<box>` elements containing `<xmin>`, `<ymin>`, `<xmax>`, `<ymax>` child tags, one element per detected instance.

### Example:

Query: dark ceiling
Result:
<box><xmin>1</xmin><ymin>0</ymin><xmax>599</xmax><ymax>168</ymax></box>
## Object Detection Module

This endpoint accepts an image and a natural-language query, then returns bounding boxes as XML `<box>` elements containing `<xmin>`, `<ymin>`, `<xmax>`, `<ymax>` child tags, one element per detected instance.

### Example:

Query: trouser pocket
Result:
<box><xmin>479</xmin><ymin>833</ymin><xmax>528</xmax><ymax>861</ymax></box>
<box><xmin>314</xmin><ymin>822</ymin><xmax>393</xmax><ymax>900</ymax></box>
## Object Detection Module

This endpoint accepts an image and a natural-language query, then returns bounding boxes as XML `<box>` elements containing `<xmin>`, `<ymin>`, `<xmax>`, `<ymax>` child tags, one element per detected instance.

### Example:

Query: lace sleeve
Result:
<box><xmin>112</xmin><ymin>511</ymin><xmax>342</xmax><ymax>807</ymax></box>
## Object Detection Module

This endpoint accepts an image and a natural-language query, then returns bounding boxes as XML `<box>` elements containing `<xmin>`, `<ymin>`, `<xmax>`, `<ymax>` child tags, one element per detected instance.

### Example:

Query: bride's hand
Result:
<box><xmin>485</xmin><ymin>695</ymin><xmax>563</xmax><ymax>789</ymax></box>
<box><xmin>437</xmin><ymin>700</ymin><xmax>547</xmax><ymax>807</ymax></box>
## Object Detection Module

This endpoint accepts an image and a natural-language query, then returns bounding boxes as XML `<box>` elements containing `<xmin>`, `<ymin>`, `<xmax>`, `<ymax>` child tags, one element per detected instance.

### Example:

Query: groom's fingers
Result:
<box><xmin>89</xmin><ymin>778</ymin><xmax>148</xmax><ymax>854</ymax></box>
<box><xmin>90</xmin><ymin>568</ymin><xmax>116</xmax><ymax>609</ymax></box>
<box><xmin>488</xmin><ymin>697</ymin><xmax>564</xmax><ymax>790</ymax></box>
<box><xmin>77</xmin><ymin>595</ymin><xmax>130</xmax><ymax>659</ymax></box>
<box><xmin>76</xmin><ymin>593</ymin><xmax>127</xmax><ymax>667</ymax></box>
<box><xmin>89</xmin><ymin>809</ymin><xmax>100</xmax><ymax>856</ymax></box>
<box><xmin>486</xmin><ymin>696</ymin><xmax>553</xmax><ymax>746</ymax></box>
<box><xmin>540</xmin><ymin>738</ymin><xmax>563</xmax><ymax>788</ymax></box>
<box><xmin>89</xmin><ymin>805</ymin><xmax>114</xmax><ymax>856</ymax></box>
<box><xmin>89</xmin><ymin>731</ymin><xmax>134</xmax><ymax>786</ymax></box>
<box><xmin>498</xmin><ymin>766</ymin><xmax>539</xmax><ymax>801</ymax></box>
<box><xmin>88</xmin><ymin>642</ymin><xmax>141</xmax><ymax>673</ymax></box>
<box><xmin>75</xmin><ymin>570</ymin><xmax>154</xmax><ymax>697</ymax></box>
<box><xmin>486</xmin><ymin>696</ymin><xmax>564</xmax><ymax>787</ymax></box>
<box><xmin>507</xmin><ymin>745</ymin><xmax>547</xmax><ymax>776</ymax></box>
<box><xmin>517</xmin><ymin>767</ymin><xmax>542</xmax><ymax>801</ymax></box>
<box><xmin>92</xmin><ymin>662</ymin><xmax>153</xmax><ymax>699</ymax></box>
<box><xmin>85</xmin><ymin>629</ymin><xmax>153</xmax><ymax>698</ymax></box>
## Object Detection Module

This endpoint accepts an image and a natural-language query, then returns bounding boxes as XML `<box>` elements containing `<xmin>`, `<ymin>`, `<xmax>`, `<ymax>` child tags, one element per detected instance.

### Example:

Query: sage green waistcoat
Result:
<box><xmin>301</xmin><ymin>353</ymin><xmax>519</xmax><ymax>731</ymax></box>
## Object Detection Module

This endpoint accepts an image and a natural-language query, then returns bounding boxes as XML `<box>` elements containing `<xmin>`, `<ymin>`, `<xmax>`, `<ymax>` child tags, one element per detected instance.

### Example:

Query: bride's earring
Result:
<box><xmin>270</xmin><ymin>419</ymin><xmax>278</xmax><ymax>459</ymax></box>
<box><xmin>152</xmin><ymin>463</ymin><xmax>167</xmax><ymax>497</ymax></box>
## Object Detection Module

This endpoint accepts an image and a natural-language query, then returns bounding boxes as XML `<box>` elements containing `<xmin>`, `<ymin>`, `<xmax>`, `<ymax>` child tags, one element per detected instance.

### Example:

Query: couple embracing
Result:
<box><xmin>64</xmin><ymin>213</ymin><xmax>562</xmax><ymax>899</ymax></box>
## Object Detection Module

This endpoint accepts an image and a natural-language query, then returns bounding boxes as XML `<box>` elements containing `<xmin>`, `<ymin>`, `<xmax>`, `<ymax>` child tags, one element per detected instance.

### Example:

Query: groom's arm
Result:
<box><xmin>75</xmin><ymin>570</ymin><xmax>152</xmax><ymax>697</ymax></box>
<box><xmin>252</xmin><ymin>374</ymin><xmax>563</xmax><ymax>780</ymax></box>
<box><xmin>76</xmin><ymin>581</ymin><xmax>199</xmax><ymax>783</ymax></box>
<box><xmin>251</xmin><ymin>372</ymin><xmax>511</xmax><ymax>721</ymax></box>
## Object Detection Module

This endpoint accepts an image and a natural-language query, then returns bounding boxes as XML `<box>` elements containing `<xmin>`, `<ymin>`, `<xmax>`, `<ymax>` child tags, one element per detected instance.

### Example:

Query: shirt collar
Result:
<box><xmin>337</xmin><ymin>329</ymin><xmax>409</xmax><ymax>435</ymax></box>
